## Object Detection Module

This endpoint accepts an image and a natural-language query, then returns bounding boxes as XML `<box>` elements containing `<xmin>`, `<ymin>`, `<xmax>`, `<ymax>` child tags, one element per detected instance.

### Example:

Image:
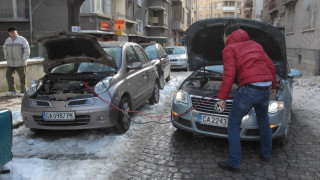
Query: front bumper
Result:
<box><xmin>171</xmin><ymin>100</ymin><xmax>288</xmax><ymax>141</ymax></box>
<box><xmin>21</xmin><ymin>96</ymin><xmax>118</xmax><ymax>130</ymax></box>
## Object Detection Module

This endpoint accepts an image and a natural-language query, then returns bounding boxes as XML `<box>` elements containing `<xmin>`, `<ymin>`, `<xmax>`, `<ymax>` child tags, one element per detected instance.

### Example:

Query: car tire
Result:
<box><xmin>166</xmin><ymin>71</ymin><xmax>171</xmax><ymax>82</ymax></box>
<box><xmin>159</xmin><ymin>73</ymin><xmax>165</xmax><ymax>89</ymax></box>
<box><xmin>148</xmin><ymin>83</ymin><xmax>160</xmax><ymax>105</ymax></box>
<box><xmin>277</xmin><ymin>110</ymin><xmax>292</xmax><ymax>146</ymax></box>
<box><xmin>114</xmin><ymin>97</ymin><xmax>131</xmax><ymax>134</ymax></box>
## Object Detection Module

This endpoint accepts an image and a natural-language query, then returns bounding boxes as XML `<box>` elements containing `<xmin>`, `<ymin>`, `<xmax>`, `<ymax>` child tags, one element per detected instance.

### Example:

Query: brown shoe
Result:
<box><xmin>218</xmin><ymin>161</ymin><xmax>240</xmax><ymax>172</ymax></box>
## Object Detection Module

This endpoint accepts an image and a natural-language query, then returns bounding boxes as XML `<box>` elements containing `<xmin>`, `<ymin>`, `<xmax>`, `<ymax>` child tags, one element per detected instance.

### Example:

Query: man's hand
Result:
<box><xmin>219</xmin><ymin>100</ymin><xmax>226</xmax><ymax>110</ymax></box>
<box><xmin>270</xmin><ymin>89</ymin><xmax>276</xmax><ymax>98</ymax></box>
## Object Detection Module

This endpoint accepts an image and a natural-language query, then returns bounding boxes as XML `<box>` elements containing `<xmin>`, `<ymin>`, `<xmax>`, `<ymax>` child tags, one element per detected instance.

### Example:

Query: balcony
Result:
<box><xmin>244</xmin><ymin>7</ymin><xmax>252</xmax><ymax>14</ymax></box>
<box><xmin>222</xmin><ymin>6</ymin><xmax>236</xmax><ymax>11</ymax></box>
<box><xmin>172</xmin><ymin>0</ymin><xmax>182</xmax><ymax>5</ymax></box>
<box><xmin>282</xmin><ymin>0</ymin><xmax>298</xmax><ymax>7</ymax></box>
<box><xmin>149</xmin><ymin>1</ymin><xmax>166</xmax><ymax>10</ymax></box>
<box><xmin>171</xmin><ymin>20</ymin><xmax>183</xmax><ymax>31</ymax></box>
<box><xmin>244</xmin><ymin>0</ymin><xmax>253</xmax><ymax>8</ymax></box>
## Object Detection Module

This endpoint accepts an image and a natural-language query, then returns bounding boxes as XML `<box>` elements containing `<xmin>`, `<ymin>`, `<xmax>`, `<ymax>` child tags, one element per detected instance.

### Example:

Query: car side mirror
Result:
<box><xmin>288</xmin><ymin>69</ymin><xmax>303</xmax><ymax>78</ymax></box>
<box><xmin>127</xmin><ymin>62</ymin><xmax>142</xmax><ymax>71</ymax></box>
<box><xmin>161</xmin><ymin>54</ymin><xmax>168</xmax><ymax>59</ymax></box>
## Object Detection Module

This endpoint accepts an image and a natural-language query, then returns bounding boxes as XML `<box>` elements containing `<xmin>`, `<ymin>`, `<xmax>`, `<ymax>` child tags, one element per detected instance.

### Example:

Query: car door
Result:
<box><xmin>133</xmin><ymin>45</ymin><xmax>156</xmax><ymax>99</ymax></box>
<box><xmin>158</xmin><ymin>44</ymin><xmax>170</xmax><ymax>78</ymax></box>
<box><xmin>125</xmin><ymin>45</ymin><xmax>149</xmax><ymax>108</ymax></box>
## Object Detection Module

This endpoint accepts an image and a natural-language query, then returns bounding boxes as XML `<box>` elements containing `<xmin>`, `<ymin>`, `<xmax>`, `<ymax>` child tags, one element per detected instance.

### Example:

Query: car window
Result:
<box><xmin>51</xmin><ymin>62</ymin><xmax>116</xmax><ymax>74</ymax></box>
<box><xmin>158</xmin><ymin>45</ymin><xmax>166</xmax><ymax>57</ymax></box>
<box><xmin>78</xmin><ymin>62</ymin><xmax>115</xmax><ymax>73</ymax></box>
<box><xmin>103</xmin><ymin>47</ymin><xmax>122</xmax><ymax>69</ymax></box>
<box><xmin>165</xmin><ymin>47</ymin><xmax>185</xmax><ymax>55</ymax></box>
<box><xmin>126</xmin><ymin>46</ymin><xmax>139</xmax><ymax>66</ymax></box>
<box><xmin>143</xmin><ymin>45</ymin><xmax>158</xmax><ymax>60</ymax></box>
<box><xmin>133</xmin><ymin>46</ymin><xmax>149</xmax><ymax>64</ymax></box>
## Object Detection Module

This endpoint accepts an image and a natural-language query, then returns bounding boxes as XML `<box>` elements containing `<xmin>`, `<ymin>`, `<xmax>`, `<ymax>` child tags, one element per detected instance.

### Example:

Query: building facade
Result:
<box><xmin>261</xmin><ymin>0</ymin><xmax>320</xmax><ymax>75</ymax></box>
<box><xmin>0</xmin><ymin>0</ymin><xmax>197</xmax><ymax>60</ymax></box>
<box><xmin>197</xmin><ymin>0</ymin><xmax>242</xmax><ymax>20</ymax></box>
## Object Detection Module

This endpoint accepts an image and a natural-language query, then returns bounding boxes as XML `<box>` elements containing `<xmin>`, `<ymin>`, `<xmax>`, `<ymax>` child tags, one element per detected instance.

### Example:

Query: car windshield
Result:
<box><xmin>165</xmin><ymin>47</ymin><xmax>185</xmax><ymax>55</ymax></box>
<box><xmin>204</xmin><ymin>65</ymin><xmax>223</xmax><ymax>74</ymax></box>
<box><xmin>50</xmin><ymin>62</ymin><xmax>116</xmax><ymax>74</ymax></box>
<box><xmin>103</xmin><ymin>47</ymin><xmax>122</xmax><ymax>69</ymax></box>
<box><xmin>143</xmin><ymin>45</ymin><xmax>158</xmax><ymax>59</ymax></box>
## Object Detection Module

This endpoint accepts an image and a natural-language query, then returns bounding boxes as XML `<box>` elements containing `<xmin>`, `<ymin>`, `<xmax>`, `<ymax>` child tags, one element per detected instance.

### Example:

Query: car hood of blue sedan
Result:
<box><xmin>38</xmin><ymin>31</ymin><xmax>118</xmax><ymax>73</ymax></box>
<box><xmin>186</xmin><ymin>18</ymin><xmax>287</xmax><ymax>79</ymax></box>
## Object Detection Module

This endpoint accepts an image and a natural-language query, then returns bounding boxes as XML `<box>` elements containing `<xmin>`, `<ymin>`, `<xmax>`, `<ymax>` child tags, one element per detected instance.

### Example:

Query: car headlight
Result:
<box><xmin>174</xmin><ymin>90</ymin><xmax>189</xmax><ymax>104</ymax></box>
<box><xmin>268</xmin><ymin>100</ymin><xmax>284</xmax><ymax>113</ymax></box>
<box><xmin>27</xmin><ymin>80</ymin><xmax>42</xmax><ymax>96</ymax></box>
<box><xmin>94</xmin><ymin>77</ymin><xmax>115</xmax><ymax>94</ymax></box>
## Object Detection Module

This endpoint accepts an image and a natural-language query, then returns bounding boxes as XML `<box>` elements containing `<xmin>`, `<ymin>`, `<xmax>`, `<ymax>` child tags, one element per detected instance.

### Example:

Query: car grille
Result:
<box><xmin>67</xmin><ymin>99</ymin><xmax>87</xmax><ymax>106</ymax></box>
<box><xmin>195</xmin><ymin>122</ymin><xmax>229</xmax><ymax>134</ymax></box>
<box><xmin>33</xmin><ymin>115</ymin><xmax>90</xmax><ymax>126</ymax></box>
<box><xmin>174</xmin><ymin>117</ymin><xmax>192</xmax><ymax>127</ymax></box>
<box><xmin>191</xmin><ymin>96</ymin><xmax>232</xmax><ymax>116</ymax></box>
<box><xmin>170</xmin><ymin>59</ymin><xmax>177</xmax><ymax>62</ymax></box>
<box><xmin>36</xmin><ymin>101</ymin><xmax>51</xmax><ymax>107</ymax></box>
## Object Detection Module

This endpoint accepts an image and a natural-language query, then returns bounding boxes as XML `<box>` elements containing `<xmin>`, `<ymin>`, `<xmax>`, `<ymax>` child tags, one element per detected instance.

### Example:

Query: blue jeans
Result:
<box><xmin>227</xmin><ymin>85</ymin><xmax>272</xmax><ymax>168</ymax></box>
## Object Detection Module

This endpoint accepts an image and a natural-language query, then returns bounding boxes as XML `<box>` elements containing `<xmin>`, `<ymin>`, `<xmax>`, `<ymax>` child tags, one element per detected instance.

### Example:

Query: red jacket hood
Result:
<box><xmin>226</xmin><ymin>29</ymin><xmax>249</xmax><ymax>46</ymax></box>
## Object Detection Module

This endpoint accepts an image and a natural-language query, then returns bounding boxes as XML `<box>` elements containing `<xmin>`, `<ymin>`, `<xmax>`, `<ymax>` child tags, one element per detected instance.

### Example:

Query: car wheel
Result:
<box><xmin>149</xmin><ymin>83</ymin><xmax>160</xmax><ymax>105</ymax></box>
<box><xmin>277</xmin><ymin>110</ymin><xmax>292</xmax><ymax>146</ymax></box>
<box><xmin>114</xmin><ymin>97</ymin><xmax>131</xmax><ymax>134</ymax></box>
<box><xmin>159</xmin><ymin>73</ymin><xmax>165</xmax><ymax>89</ymax></box>
<box><xmin>166</xmin><ymin>71</ymin><xmax>171</xmax><ymax>82</ymax></box>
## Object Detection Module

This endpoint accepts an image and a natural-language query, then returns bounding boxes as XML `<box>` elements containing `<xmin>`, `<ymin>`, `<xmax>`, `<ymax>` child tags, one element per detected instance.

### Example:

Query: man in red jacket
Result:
<box><xmin>217</xmin><ymin>25</ymin><xmax>277</xmax><ymax>172</ymax></box>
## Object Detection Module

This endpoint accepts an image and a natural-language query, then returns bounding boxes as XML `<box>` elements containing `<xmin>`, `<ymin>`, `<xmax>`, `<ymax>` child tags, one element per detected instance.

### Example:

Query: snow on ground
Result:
<box><xmin>0</xmin><ymin>71</ymin><xmax>191</xmax><ymax>180</ymax></box>
<box><xmin>1</xmin><ymin>70</ymin><xmax>320</xmax><ymax>180</ymax></box>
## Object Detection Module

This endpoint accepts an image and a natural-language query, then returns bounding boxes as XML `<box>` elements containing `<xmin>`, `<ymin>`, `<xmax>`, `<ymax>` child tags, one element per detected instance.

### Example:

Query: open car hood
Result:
<box><xmin>38</xmin><ymin>31</ymin><xmax>118</xmax><ymax>72</ymax></box>
<box><xmin>186</xmin><ymin>18</ymin><xmax>287</xmax><ymax>78</ymax></box>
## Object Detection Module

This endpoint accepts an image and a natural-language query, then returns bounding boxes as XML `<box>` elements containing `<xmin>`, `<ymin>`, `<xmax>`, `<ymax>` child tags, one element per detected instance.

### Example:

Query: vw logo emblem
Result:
<box><xmin>214</xmin><ymin>102</ymin><xmax>225</xmax><ymax>113</ymax></box>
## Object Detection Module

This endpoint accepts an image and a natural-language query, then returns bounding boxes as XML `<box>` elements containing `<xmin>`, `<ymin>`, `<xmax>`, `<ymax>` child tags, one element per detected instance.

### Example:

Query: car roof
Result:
<box><xmin>98</xmin><ymin>41</ymin><xmax>139</xmax><ymax>48</ymax></box>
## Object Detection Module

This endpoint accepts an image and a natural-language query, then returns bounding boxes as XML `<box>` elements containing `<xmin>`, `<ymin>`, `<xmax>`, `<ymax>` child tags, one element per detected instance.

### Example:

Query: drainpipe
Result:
<box><xmin>29</xmin><ymin>0</ymin><xmax>33</xmax><ymax>44</ymax></box>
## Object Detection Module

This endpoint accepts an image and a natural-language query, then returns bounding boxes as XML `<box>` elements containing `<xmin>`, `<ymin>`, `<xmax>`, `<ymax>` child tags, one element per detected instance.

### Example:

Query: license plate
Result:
<box><xmin>43</xmin><ymin>112</ymin><xmax>75</xmax><ymax>121</ymax></box>
<box><xmin>198</xmin><ymin>114</ymin><xmax>228</xmax><ymax>127</ymax></box>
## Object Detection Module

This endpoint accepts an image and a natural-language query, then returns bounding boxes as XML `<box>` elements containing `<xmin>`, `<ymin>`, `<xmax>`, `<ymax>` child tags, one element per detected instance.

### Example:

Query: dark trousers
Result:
<box><xmin>6</xmin><ymin>66</ymin><xmax>27</xmax><ymax>93</ymax></box>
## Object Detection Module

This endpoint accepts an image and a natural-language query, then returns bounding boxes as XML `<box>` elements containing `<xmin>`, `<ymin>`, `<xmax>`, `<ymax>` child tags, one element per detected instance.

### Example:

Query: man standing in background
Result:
<box><xmin>3</xmin><ymin>27</ymin><xmax>30</xmax><ymax>97</ymax></box>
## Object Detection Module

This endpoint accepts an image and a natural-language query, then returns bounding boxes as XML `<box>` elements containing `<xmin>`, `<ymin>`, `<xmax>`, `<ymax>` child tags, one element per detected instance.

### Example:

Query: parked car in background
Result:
<box><xmin>21</xmin><ymin>32</ymin><xmax>160</xmax><ymax>133</ymax></box>
<box><xmin>140</xmin><ymin>43</ymin><xmax>171</xmax><ymax>89</ymax></box>
<box><xmin>165</xmin><ymin>46</ymin><xmax>189</xmax><ymax>71</ymax></box>
<box><xmin>171</xmin><ymin>18</ymin><xmax>302</xmax><ymax>145</ymax></box>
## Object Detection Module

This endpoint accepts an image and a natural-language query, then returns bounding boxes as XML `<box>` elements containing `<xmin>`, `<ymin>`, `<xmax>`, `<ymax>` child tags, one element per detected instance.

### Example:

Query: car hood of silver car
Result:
<box><xmin>186</xmin><ymin>18</ymin><xmax>287</xmax><ymax>79</ymax></box>
<box><xmin>38</xmin><ymin>31</ymin><xmax>118</xmax><ymax>73</ymax></box>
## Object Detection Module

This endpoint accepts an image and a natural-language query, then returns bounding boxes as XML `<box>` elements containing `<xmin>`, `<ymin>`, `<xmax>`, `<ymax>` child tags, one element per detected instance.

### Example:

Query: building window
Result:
<box><xmin>137</xmin><ymin>0</ymin><xmax>142</xmax><ymax>7</ymax></box>
<box><xmin>224</xmin><ymin>1</ymin><xmax>234</xmax><ymax>7</ymax></box>
<box><xmin>198</xmin><ymin>5</ymin><xmax>202</xmax><ymax>11</ymax></box>
<box><xmin>206</xmin><ymin>14</ymin><xmax>210</xmax><ymax>19</ymax></box>
<box><xmin>0</xmin><ymin>0</ymin><xmax>26</xmax><ymax>18</ymax></box>
<box><xmin>198</xmin><ymin>15</ymin><xmax>202</xmax><ymax>20</ymax></box>
<box><xmin>136</xmin><ymin>20</ymin><xmax>143</xmax><ymax>34</ymax></box>
<box><xmin>286</xmin><ymin>6</ymin><xmax>295</xmax><ymax>33</ymax></box>
<box><xmin>206</xmin><ymin>4</ymin><xmax>210</xmax><ymax>10</ymax></box>
<box><xmin>302</xmin><ymin>3</ymin><xmax>317</xmax><ymax>30</ymax></box>
<box><xmin>81</xmin><ymin>0</ymin><xmax>111</xmax><ymax>14</ymax></box>
<box><xmin>215</xmin><ymin>13</ymin><xmax>221</xmax><ymax>18</ymax></box>
<box><xmin>237</xmin><ymin>2</ymin><xmax>241</xmax><ymax>9</ymax></box>
<box><xmin>215</xmin><ymin>2</ymin><xmax>222</xmax><ymax>9</ymax></box>
<box><xmin>236</xmin><ymin>13</ymin><xmax>240</xmax><ymax>18</ymax></box>
<box><xmin>223</xmin><ymin>12</ymin><xmax>234</xmax><ymax>18</ymax></box>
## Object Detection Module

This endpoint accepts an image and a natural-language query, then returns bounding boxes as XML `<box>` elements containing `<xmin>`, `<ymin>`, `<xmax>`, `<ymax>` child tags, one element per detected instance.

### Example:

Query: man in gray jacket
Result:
<box><xmin>3</xmin><ymin>27</ymin><xmax>30</xmax><ymax>96</ymax></box>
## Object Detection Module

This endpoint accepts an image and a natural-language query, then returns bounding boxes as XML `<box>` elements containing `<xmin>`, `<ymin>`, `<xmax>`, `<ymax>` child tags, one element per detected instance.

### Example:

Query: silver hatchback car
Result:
<box><xmin>171</xmin><ymin>18</ymin><xmax>302</xmax><ymax>145</ymax></box>
<box><xmin>21</xmin><ymin>32</ymin><xmax>160</xmax><ymax>133</ymax></box>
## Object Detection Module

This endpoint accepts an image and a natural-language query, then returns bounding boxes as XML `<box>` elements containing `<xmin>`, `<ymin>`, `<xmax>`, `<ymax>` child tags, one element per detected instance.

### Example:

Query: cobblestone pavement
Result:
<box><xmin>111</xmin><ymin>111</ymin><xmax>320</xmax><ymax>180</ymax></box>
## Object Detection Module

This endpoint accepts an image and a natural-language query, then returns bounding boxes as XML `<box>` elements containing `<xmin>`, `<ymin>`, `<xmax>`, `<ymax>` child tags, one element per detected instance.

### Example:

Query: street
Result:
<box><xmin>1</xmin><ymin>71</ymin><xmax>320</xmax><ymax>180</ymax></box>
